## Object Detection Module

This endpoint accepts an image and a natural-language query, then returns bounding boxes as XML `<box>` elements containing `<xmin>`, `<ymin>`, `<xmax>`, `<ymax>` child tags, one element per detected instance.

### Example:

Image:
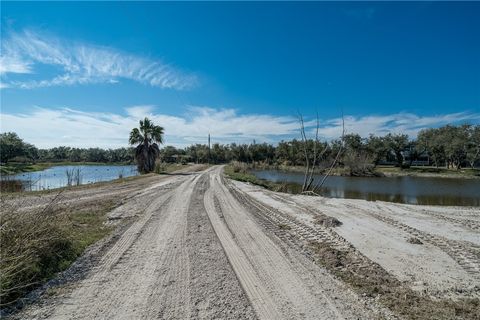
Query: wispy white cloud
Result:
<box><xmin>316</xmin><ymin>112</ymin><xmax>479</xmax><ymax>139</ymax></box>
<box><xmin>1</xmin><ymin>106</ymin><xmax>478</xmax><ymax>148</ymax></box>
<box><xmin>0</xmin><ymin>106</ymin><xmax>301</xmax><ymax>148</ymax></box>
<box><xmin>0</xmin><ymin>56</ymin><xmax>32</xmax><ymax>74</ymax></box>
<box><xmin>0</xmin><ymin>29</ymin><xmax>197</xmax><ymax>90</ymax></box>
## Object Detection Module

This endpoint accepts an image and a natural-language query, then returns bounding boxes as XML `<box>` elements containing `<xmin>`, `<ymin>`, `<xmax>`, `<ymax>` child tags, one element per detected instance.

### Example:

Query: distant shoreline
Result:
<box><xmin>2</xmin><ymin>161</ymin><xmax>479</xmax><ymax>179</ymax></box>
<box><xmin>247</xmin><ymin>164</ymin><xmax>480</xmax><ymax>179</ymax></box>
<box><xmin>0</xmin><ymin>161</ymin><xmax>134</xmax><ymax>175</ymax></box>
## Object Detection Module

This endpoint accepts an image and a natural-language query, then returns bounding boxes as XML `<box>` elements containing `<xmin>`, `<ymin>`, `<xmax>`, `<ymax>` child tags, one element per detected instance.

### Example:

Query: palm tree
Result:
<box><xmin>129</xmin><ymin>117</ymin><xmax>164</xmax><ymax>173</ymax></box>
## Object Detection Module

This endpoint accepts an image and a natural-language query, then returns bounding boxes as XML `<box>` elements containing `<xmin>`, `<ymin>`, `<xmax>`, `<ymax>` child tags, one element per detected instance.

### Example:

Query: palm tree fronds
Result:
<box><xmin>129</xmin><ymin>128</ymin><xmax>144</xmax><ymax>145</ymax></box>
<box><xmin>130</xmin><ymin>118</ymin><xmax>164</xmax><ymax>173</ymax></box>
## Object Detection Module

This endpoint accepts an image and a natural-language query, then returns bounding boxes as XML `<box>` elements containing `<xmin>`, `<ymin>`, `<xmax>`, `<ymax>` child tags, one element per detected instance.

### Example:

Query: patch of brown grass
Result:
<box><xmin>231</xmin><ymin>161</ymin><xmax>248</xmax><ymax>174</ymax></box>
<box><xmin>0</xmin><ymin>193</ymin><xmax>115</xmax><ymax>308</ymax></box>
<box><xmin>310</xmin><ymin>242</ymin><xmax>480</xmax><ymax>320</ymax></box>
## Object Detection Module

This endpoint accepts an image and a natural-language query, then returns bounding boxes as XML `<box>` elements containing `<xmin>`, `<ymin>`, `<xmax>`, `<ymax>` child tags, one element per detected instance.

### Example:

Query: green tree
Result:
<box><xmin>466</xmin><ymin>125</ymin><xmax>480</xmax><ymax>168</ymax></box>
<box><xmin>417</xmin><ymin>128</ymin><xmax>445</xmax><ymax>167</ymax></box>
<box><xmin>366</xmin><ymin>135</ymin><xmax>388</xmax><ymax>166</ymax></box>
<box><xmin>50</xmin><ymin>146</ymin><xmax>70</xmax><ymax>160</ymax></box>
<box><xmin>0</xmin><ymin>132</ymin><xmax>26</xmax><ymax>163</ymax></box>
<box><xmin>343</xmin><ymin>133</ymin><xmax>363</xmax><ymax>153</ymax></box>
<box><xmin>405</xmin><ymin>141</ymin><xmax>421</xmax><ymax>166</ymax></box>
<box><xmin>385</xmin><ymin>133</ymin><xmax>409</xmax><ymax>168</ymax></box>
<box><xmin>69</xmin><ymin>148</ymin><xmax>83</xmax><ymax>162</ymax></box>
<box><xmin>160</xmin><ymin>146</ymin><xmax>183</xmax><ymax>163</ymax></box>
<box><xmin>129</xmin><ymin>118</ymin><xmax>164</xmax><ymax>173</ymax></box>
<box><xmin>441</xmin><ymin>125</ymin><xmax>469</xmax><ymax>169</ymax></box>
<box><xmin>85</xmin><ymin>148</ymin><xmax>107</xmax><ymax>162</ymax></box>
<box><xmin>24</xmin><ymin>143</ymin><xmax>39</xmax><ymax>163</ymax></box>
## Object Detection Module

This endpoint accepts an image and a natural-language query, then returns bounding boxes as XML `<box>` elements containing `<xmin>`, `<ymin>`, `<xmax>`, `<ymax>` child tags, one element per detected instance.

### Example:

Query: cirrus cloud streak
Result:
<box><xmin>0</xmin><ymin>30</ymin><xmax>197</xmax><ymax>90</ymax></box>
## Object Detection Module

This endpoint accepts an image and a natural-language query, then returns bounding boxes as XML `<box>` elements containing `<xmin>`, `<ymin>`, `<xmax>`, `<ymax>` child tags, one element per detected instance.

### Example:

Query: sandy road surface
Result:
<box><xmin>205</xmin><ymin>167</ymin><xmax>382</xmax><ymax>319</ymax></box>
<box><xmin>234</xmin><ymin>177</ymin><xmax>480</xmax><ymax>299</ymax></box>
<box><xmin>16</xmin><ymin>166</ymin><xmax>382</xmax><ymax>319</ymax></box>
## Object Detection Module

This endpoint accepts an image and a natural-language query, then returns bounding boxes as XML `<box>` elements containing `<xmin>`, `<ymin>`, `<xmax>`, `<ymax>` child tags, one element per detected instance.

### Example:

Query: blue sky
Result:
<box><xmin>1</xmin><ymin>1</ymin><xmax>479</xmax><ymax>148</ymax></box>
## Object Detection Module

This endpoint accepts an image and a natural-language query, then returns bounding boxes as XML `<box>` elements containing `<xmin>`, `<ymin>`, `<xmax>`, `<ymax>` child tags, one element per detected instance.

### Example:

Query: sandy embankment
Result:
<box><xmin>234</xmin><ymin>180</ymin><xmax>480</xmax><ymax>299</ymax></box>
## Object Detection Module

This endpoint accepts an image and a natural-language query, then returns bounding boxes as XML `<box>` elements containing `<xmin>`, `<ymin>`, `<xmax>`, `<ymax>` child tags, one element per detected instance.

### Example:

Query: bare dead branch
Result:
<box><xmin>298</xmin><ymin>112</ymin><xmax>310</xmax><ymax>191</ymax></box>
<box><xmin>305</xmin><ymin>112</ymin><xmax>321</xmax><ymax>191</ymax></box>
<box><xmin>313</xmin><ymin>111</ymin><xmax>345</xmax><ymax>193</ymax></box>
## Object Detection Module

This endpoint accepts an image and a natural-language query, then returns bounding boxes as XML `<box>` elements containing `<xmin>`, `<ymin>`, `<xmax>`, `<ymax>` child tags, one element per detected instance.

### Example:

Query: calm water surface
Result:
<box><xmin>250</xmin><ymin>169</ymin><xmax>480</xmax><ymax>206</ymax></box>
<box><xmin>4</xmin><ymin>165</ymin><xmax>138</xmax><ymax>191</ymax></box>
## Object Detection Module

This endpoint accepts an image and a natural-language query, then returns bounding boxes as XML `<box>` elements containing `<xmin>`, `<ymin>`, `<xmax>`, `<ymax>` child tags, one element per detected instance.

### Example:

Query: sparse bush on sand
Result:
<box><xmin>0</xmin><ymin>194</ymin><xmax>73</xmax><ymax>307</ymax></box>
<box><xmin>231</xmin><ymin>161</ymin><xmax>248</xmax><ymax>174</ymax></box>
<box><xmin>0</xmin><ymin>193</ymin><xmax>112</xmax><ymax>308</ymax></box>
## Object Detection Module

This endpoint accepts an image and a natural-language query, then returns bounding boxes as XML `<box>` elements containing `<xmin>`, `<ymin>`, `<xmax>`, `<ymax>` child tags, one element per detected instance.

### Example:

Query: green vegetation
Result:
<box><xmin>2</xmin><ymin>123</ymin><xmax>479</xmax><ymax>177</ymax></box>
<box><xmin>129</xmin><ymin>117</ymin><xmax>164</xmax><ymax>173</ymax></box>
<box><xmin>224</xmin><ymin>163</ymin><xmax>302</xmax><ymax>194</ymax></box>
<box><xmin>154</xmin><ymin>162</ymin><xmax>191</xmax><ymax>174</ymax></box>
<box><xmin>418</xmin><ymin>124</ymin><xmax>480</xmax><ymax>169</ymax></box>
<box><xmin>0</xmin><ymin>132</ymin><xmax>135</xmax><ymax>167</ymax></box>
<box><xmin>0</xmin><ymin>162</ymin><xmax>54</xmax><ymax>175</ymax></box>
<box><xmin>0</xmin><ymin>133</ymin><xmax>37</xmax><ymax>165</ymax></box>
<box><xmin>377</xmin><ymin>165</ymin><xmax>480</xmax><ymax>178</ymax></box>
<box><xmin>0</xmin><ymin>196</ymin><xmax>116</xmax><ymax>307</ymax></box>
<box><xmin>224</xmin><ymin>162</ymin><xmax>274</xmax><ymax>189</ymax></box>
<box><xmin>155</xmin><ymin>124</ymin><xmax>480</xmax><ymax>177</ymax></box>
<box><xmin>0</xmin><ymin>132</ymin><xmax>135</xmax><ymax>176</ymax></box>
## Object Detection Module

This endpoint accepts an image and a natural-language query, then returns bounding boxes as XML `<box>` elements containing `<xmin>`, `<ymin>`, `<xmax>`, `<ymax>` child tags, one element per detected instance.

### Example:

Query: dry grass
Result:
<box><xmin>310</xmin><ymin>242</ymin><xmax>480</xmax><ymax>320</ymax></box>
<box><xmin>154</xmin><ymin>161</ymin><xmax>195</xmax><ymax>174</ymax></box>
<box><xmin>231</xmin><ymin>161</ymin><xmax>248</xmax><ymax>174</ymax></box>
<box><xmin>224</xmin><ymin>164</ymin><xmax>272</xmax><ymax>189</ymax></box>
<box><xmin>0</xmin><ymin>193</ymin><xmax>114</xmax><ymax>308</ymax></box>
<box><xmin>0</xmin><ymin>193</ymin><xmax>71</xmax><ymax>306</ymax></box>
<box><xmin>225</xmin><ymin>164</ymin><xmax>303</xmax><ymax>195</ymax></box>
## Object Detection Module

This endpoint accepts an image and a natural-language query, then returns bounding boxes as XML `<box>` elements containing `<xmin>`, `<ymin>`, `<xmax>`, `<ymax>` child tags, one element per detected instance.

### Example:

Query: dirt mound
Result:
<box><xmin>407</xmin><ymin>237</ymin><xmax>423</xmax><ymax>245</ymax></box>
<box><xmin>314</xmin><ymin>215</ymin><xmax>342</xmax><ymax>227</ymax></box>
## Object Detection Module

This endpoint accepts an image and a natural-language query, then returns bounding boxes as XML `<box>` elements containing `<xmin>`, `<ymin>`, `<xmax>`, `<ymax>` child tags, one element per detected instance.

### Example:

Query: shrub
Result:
<box><xmin>231</xmin><ymin>161</ymin><xmax>248</xmax><ymax>174</ymax></box>
<box><xmin>0</xmin><ymin>195</ymin><xmax>73</xmax><ymax>307</ymax></box>
<box><xmin>154</xmin><ymin>160</ymin><xmax>168</xmax><ymax>174</ymax></box>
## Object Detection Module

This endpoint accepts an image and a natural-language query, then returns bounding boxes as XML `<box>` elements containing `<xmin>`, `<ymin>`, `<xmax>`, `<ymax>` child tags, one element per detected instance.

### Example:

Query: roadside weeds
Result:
<box><xmin>0</xmin><ymin>192</ymin><xmax>116</xmax><ymax>310</ymax></box>
<box><xmin>310</xmin><ymin>242</ymin><xmax>479</xmax><ymax>320</ymax></box>
<box><xmin>224</xmin><ymin>164</ymin><xmax>302</xmax><ymax>194</ymax></box>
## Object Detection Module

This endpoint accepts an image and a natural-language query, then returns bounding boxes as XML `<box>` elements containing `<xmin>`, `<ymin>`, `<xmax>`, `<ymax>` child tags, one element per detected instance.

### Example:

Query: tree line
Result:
<box><xmin>0</xmin><ymin>132</ymin><xmax>134</xmax><ymax>164</ymax></box>
<box><xmin>1</xmin><ymin>123</ymin><xmax>479</xmax><ymax>170</ymax></box>
<box><xmin>162</xmin><ymin>124</ymin><xmax>480</xmax><ymax>171</ymax></box>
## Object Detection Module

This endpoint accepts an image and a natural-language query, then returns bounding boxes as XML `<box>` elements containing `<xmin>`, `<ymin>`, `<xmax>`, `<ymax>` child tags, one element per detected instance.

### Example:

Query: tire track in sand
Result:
<box><xmin>20</xmin><ymin>167</ymin><xmax>255</xmax><ymax>320</ymax></box>
<box><xmin>204</xmin><ymin>166</ymin><xmax>377</xmax><ymax>319</ymax></box>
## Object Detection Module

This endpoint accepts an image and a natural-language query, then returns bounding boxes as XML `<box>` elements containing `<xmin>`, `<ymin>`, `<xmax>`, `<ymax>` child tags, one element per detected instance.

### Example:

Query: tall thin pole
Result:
<box><xmin>208</xmin><ymin>133</ymin><xmax>211</xmax><ymax>165</ymax></box>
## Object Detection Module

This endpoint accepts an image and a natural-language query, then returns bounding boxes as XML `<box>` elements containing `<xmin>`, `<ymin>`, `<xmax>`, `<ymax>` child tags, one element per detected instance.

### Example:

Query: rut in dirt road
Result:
<box><xmin>204</xmin><ymin>166</ymin><xmax>380</xmax><ymax>319</ymax></box>
<box><xmin>20</xmin><ymin>168</ymin><xmax>255</xmax><ymax>320</ymax></box>
<box><xmin>18</xmin><ymin>166</ymin><xmax>378</xmax><ymax>320</ymax></box>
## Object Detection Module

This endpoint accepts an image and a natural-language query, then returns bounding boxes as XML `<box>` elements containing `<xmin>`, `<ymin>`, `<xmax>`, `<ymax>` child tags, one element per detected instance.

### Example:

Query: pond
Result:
<box><xmin>250</xmin><ymin>169</ymin><xmax>480</xmax><ymax>206</ymax></box>
<box><xmin>1</xmin><ymin>165</ymin><xmax>138</xmax><ymax>192</ymax></box>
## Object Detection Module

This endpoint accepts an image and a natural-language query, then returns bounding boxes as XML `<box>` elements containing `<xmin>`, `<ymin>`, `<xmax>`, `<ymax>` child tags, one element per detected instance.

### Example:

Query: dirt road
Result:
<box><xmin>234</xmin><ymin>179</ymin><xmax>480</xmax><ymax>299</ymax></box>
<box><xmin>14</xmin><ymin>165</ymin><xmax>479</xmax><ymax>319</ymax></box>
<box><xmin>17</xmin><ymin>166</ymin><xmax>386</xmax><ymax>319</ymax></box>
